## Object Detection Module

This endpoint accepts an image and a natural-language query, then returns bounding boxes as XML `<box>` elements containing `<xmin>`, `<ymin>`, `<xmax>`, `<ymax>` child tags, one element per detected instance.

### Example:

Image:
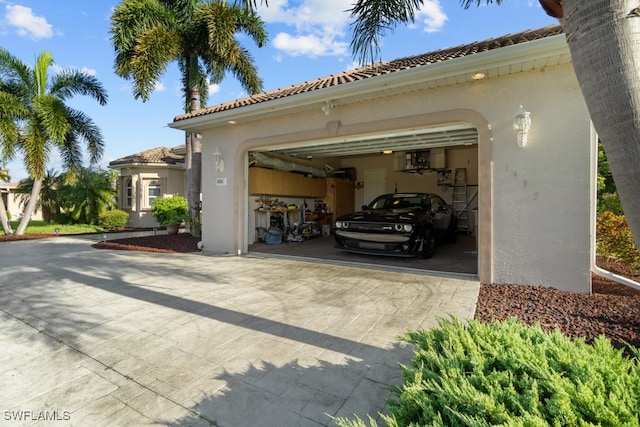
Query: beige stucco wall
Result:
<box><xmin>197</xmin><ymin>62</ymin><xmax>595</xmax><ymax>293</ymax></box>
<box><xmin>117</xmin><ymin>166</ymin><xmax>186</xmax><ymax>228</ymax></box>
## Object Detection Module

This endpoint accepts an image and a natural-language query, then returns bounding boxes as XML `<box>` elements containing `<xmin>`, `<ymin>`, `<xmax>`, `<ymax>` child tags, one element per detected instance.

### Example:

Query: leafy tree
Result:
<box><xmin>110</xmin><ymin>0</ymin><xmax>267</xmax><ymax>226</ymax></box>
<box><xmin>347</xmin><ymin>0</ymin><xmax>640</xmax><ymax>255</ymax></box>
<box><xmin>0</xmin><ymin>49</ymin><xmax>107</xmax><ymax>235</ymax></box>
<box><xmin>57</xmin><ymin>168</ymin><xmax>117</xmax><ymax>225</ymax></box>
<box><xmin>14</xmin><ymin>169</ymin><xmax>63</xmax><ymax>223</ymax></box>
<box><xmin>0</xmin><ymin>166</ymin><xmax>12</xmax><ymax>234</ymax></box>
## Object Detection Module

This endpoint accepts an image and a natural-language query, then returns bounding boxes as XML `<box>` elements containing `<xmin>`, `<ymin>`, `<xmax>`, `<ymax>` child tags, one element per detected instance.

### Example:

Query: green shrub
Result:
<box><xmin>597</xmin><ymin>211</ymin><xmax>640</xmax><ymax>273</ymax></box>
<box><xmin>598</xmin><ymin>193</ymin><xmax>624</xmax><ymax>215</ymax></box>
<box><xmin>98</xmin><ymin>209</ymin><xmax>129</xmax><ymax>230</ymax></box>
<box><xmin>334</xmin><ymin>318</ymin><xmax>640</xmax><ymax>427</ymax></box>
<box><xmin>52</xmin><ymin>212</ymin><xmax>73</xmax><ymax>225</ymax></box>
<box><xmin>150</xmin><ymin>195</ymin><xmax>188</xmax><ymax>225</ymax></box>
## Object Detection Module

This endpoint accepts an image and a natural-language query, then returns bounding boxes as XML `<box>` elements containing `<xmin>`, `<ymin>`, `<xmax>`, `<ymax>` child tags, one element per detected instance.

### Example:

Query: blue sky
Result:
<box><xmin>0</xmin><ymin>0</ymin><xmax>556</xmax><ymax>181</ymax></box>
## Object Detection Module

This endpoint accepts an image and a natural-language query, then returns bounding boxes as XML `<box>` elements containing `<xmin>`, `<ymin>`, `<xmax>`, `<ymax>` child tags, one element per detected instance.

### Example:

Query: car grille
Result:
<box><xmin>346</xmin><ymin>222</ymin><xmax>398</xmax><ymax>232</ymax></box>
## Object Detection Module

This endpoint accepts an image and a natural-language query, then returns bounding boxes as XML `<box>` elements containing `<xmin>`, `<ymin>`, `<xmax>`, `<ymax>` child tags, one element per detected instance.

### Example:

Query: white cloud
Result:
<box><xmin>154</xmin><ymin>81</ymin><xmax>165</xmax><ymax>92</ymax></box>
<box><xmin>208</xmin><ymin>83</ymin><xmax>220</xmax><ymax>96</ymax></box>
<box><xmin>259</xmin><ymin>0</ymin><xmax>351</xmax><ymax>58</ymax></box>
<box><xmin>50</xmin><ymin>63</ymin><xmax>97</xmax><ymax>77</ymax></box>
<box><xmin>80</xmin><ymin>67</ymin><xmax>97</xmax><ymax>77</ymax></box>
<box><xmin>273</xmin><ymin>32</ymin><xmax>347</xmax><ymax>57</ymax></box>
<box><xmin>4</xmin><ymin>4</ymin><xmax>53</xmax><ymax>40</ymax></box>
<box><xmin>416</xmin><ymin>1</ymin><xmax>448</xmax><ymax>33</ymax></box>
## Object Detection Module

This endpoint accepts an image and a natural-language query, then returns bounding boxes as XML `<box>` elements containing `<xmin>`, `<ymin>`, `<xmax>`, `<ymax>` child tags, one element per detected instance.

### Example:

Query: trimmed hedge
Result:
<box><xmin>333</xmin><ymin>318</ymin><xmax>640</xmax><ymax>427</ymax></box>
<box><xmin>98</xmin><ymin>209</ymin><xmax>129</xmax><ymax>230</ymax></box>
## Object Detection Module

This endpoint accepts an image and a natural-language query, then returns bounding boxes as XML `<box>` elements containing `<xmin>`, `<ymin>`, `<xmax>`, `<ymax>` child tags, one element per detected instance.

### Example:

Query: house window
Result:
<box><xmin>147</xmin><ymin>180</ymin><xmax>162</xmax><ymax>207</ymax></box>
<box><xmin>123</xmin><ymin>177</ymin><xmax>132</xmax><ymax>208</ymax></box>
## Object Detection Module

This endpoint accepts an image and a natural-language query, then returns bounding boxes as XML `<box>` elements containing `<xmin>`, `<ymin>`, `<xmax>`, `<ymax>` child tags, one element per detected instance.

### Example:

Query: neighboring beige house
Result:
<box><xmin>0</xmin><ymin>183</ymin><xmax>43</xmax><ymax>222</ymax></box>
<box><xmin>109</xmin><ymin>146</ymin><xmax>186</xmax><ymax>228</ymax></box>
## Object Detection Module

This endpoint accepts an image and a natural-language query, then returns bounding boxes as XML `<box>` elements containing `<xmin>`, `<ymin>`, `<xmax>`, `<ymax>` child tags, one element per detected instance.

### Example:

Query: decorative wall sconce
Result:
<box><xmin>212</xmin><ymin>147</ymin><xmax>224</xmax><ymax>172</ymax></box>
<box><xmin>513</xmin><ymin>105</ymin><xmax>531</xmax><ymax>148</ymax></box>
<box><xmin>321</xmin><ymin>100</ymin><xmax>336</xmax><ymax>115</ymax></box>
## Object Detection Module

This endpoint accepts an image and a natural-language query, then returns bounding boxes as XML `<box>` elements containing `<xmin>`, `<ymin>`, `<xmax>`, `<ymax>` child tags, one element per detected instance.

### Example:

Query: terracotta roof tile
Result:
<box><xmin>174</xmin><ymin>25</ymin><xmax>563</xmax><ymax>122</ymax></box>
<box><xmin>109</xmin><ymin>146</ymin><xmax>184</xmax><ymax>166</ymax></box>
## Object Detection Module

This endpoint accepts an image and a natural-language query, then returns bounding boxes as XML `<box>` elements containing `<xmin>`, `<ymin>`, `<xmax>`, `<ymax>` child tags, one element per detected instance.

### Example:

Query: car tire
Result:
<box><xmin>447</xmin><ymin>218</ymin><xmax>458</xmax><ymax>243</ymax></box>
<box><xmin>421</xmin><ymin>229</ymin><xmax>436</xmax><ymax>259</ymax></box>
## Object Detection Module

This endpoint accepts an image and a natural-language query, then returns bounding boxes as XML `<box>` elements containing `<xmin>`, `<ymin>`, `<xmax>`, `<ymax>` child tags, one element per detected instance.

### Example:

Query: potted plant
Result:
<box><xmin>151</xmin><ymin>195</ymin><xmax>188</xmax><ymax>234</ymax></box>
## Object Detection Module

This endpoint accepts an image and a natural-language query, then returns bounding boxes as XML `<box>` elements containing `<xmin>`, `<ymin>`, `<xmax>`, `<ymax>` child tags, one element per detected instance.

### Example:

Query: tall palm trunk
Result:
<box><xmin>562</xmin><ymin>0</ymin><xmax>640</xmax><ymax>250</ymax></box>
<box><xmin>0</xmin><ymin>196</ymin><xmax>13</xmax><ymax>235</ymax></box>
<box><xmin>186</xmin><ymin>88</ymin><xmax>202</xmax><ymax>231</ymax></box>
<box><xmin>14</xmin><ymin>179</ymin><xmax>42</xmax><ymax>235</ymax></box>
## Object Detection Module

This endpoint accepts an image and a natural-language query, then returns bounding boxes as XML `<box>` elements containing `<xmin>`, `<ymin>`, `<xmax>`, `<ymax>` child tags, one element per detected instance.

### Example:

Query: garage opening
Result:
<box><xmin>247</xmin><ymin>122</ymin><xmax>479</xmax><ymax>276</ymax></box>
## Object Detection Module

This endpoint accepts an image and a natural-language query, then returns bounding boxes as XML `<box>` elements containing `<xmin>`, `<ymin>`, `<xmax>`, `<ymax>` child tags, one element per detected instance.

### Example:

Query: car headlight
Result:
<box><xmin>394</xmin><ymin>223</ymin><xmax>412</xmax><ymax>232</ymax></box>
<box><xmin>335</xmin><ymin>221</ymin><xmax>349</xmax><ymax>229</ymax></box>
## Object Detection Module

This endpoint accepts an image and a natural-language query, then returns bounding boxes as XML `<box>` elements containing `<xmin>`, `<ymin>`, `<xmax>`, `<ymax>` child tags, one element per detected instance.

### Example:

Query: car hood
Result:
<box><xmin>337</xmin><ymin>208</ymin><xmax>425</xmax><ymax>223</ymax></box>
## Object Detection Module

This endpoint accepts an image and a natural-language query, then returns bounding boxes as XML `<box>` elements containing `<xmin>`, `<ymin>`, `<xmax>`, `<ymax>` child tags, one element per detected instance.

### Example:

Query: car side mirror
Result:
<box><xmin>438</xmin><ymin>205</ymin><xmax>448</xmax><ymax>212</ymax></box>
<box><xmin>362</xmin><ymin>205</ymin><xmax>369</xmax><ymax>210</ymax></box>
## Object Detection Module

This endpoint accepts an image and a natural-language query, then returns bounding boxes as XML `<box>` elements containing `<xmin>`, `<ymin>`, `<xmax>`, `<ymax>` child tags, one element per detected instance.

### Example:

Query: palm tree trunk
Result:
<box><xmin>186</xmin><ymin>87</ymin><xmax>202</xmax><ymax>232</ymax></box>
<box><xmin>0</xmin><ymin>196</ymin><xmax>13</xmax><ymax>235</ymax></box>
<box><xmin>14</xmin><ymin>179</ymin><xmax>42</xmax><ymax>235</ymax></box>
<box><xmin>563</xmin><ymin>0</ymin><xmax>640</xmax><ymax>250</ymax></box>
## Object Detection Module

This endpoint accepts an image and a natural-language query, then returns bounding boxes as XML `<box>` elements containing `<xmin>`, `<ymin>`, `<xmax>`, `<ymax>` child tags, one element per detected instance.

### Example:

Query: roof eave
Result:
<box><xmin>169</xmin><ymin>34</ymin><xmax>569</xmax><ymax>133</ymax></box>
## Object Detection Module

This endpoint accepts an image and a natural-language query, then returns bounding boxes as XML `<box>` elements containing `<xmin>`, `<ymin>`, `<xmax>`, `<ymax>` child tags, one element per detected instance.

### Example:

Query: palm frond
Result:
<box><xmin>129</xmin><ymin>26</ymin><xmax>182</xmax><ymax>101</ymax></box>
<box><xmin>32</xmin><ymin>95</ymin><xmax>72</xmax><ymax>144</ymax></box>
<box><xmin>459</xmin><ymin>0</ymin><xmax>503</xmax><ymax>9</ymax></box>
<box><xmin>66</xmin><ymin>108</ymin><xmax>105</xmax><ymax>164</ymax></box>
<box><xmin>50</xmin><ymin>71</ymin><xmax>108</xmax><ymax>106</ymax></box>
<box><xmin>33</xmin><ymin>51</ymin><xmax>54</xmax><ymax>96</ymax></box>
<box><xmin>348</xmin><ymin>0</ymin><xmax>424</xmax><ymax>65</ymax></box>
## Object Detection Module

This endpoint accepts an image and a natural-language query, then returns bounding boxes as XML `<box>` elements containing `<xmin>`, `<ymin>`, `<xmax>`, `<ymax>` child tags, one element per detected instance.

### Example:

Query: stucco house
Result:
<box><xmin>109</xmin><ymin>146</ymin><xmax>186</xmax><ymax>228</ymax></box>
<box><xmin>0</xmin><ymin>183</ymin><xmax>43</xmax><ymax>222</ymax></box>
<box><xmin>113</xmin><ymin>25</ymin><xmax>598</xmax><ymax>294</ymax></box>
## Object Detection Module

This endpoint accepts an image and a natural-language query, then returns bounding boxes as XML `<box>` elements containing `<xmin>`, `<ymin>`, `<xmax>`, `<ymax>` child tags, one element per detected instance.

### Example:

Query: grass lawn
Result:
<box><xmin>6</xmin><ymin>221</ymin><xmax>104</xmax><ymax>235</ymax></box>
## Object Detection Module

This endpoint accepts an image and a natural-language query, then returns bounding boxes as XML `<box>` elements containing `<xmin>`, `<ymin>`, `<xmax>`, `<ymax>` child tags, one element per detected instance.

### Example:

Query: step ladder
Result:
<box><xmin>452</xmin><ymin>168</ymin><xmax>470</xmax><ymax>234</ymax></box>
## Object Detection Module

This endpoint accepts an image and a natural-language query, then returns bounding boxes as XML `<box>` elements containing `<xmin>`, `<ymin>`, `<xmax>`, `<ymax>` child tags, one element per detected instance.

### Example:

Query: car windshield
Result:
<box><xmin>368</xmin><ymin>194</ymin><xmax>430</xmax><ymax>210</ymax></box>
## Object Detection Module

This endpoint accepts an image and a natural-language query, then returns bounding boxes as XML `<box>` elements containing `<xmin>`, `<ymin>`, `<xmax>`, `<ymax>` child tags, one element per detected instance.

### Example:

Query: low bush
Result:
<box><xmin>98</xmin><ymin>209</ymin><xmax>129</xmax><ymax>230</ymax></box>
<box><xmin>333</xmin><ymin>318</ymin><xmax>640</xmax><ymax>427</ymax></box>
<box><xmin>597</xmin><ymin>211</ymin><xmax>640</xmax><ymax>274</ymax></box>
<box><xmin>150</xmin><ymin>195</ymin><xmax>188</xmax><ymax>225</ymax></box>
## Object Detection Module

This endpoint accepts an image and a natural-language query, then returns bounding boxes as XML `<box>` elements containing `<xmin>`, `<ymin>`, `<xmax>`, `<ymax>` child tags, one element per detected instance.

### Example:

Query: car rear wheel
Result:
<box><xmin>421</xmin><ymin>229</ymin><xmax>436</xmax><ymax>259</ymax></box>
<box><xmin>446</xmin><ymin>218</ymin><xmax>458</xmax><ymax>243</ymax></box>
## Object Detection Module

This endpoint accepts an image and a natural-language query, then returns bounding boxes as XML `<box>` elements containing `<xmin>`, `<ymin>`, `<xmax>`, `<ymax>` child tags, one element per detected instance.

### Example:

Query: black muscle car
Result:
<box><xmin>334</xmin><ymin>193</ymin><xmax>457</xmax><ymax>259</ymax></box>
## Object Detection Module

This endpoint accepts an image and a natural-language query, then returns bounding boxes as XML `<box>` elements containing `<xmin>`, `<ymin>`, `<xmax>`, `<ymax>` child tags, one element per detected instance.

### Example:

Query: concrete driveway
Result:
<box><xmin>0</xmin><ymin>234</ymin><xmax>479</xmax><ymax>426</ymax></box>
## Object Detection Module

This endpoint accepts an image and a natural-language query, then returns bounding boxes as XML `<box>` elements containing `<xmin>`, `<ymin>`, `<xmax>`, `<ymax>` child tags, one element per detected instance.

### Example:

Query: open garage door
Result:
<box><xmin>247</xmin><ymin>123</ymin><xmax>479</xmax><ymax>276</ymax></box>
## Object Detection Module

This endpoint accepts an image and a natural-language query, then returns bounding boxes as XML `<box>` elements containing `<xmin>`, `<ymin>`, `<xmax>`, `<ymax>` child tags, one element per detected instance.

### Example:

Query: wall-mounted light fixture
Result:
<box><xmin>212</xmin><ymin>147</ymin><xmax>224</xmax><ymax>172</ymax></box>
<box><xmin>382</xmin><ymin>150</ymin><xmax>393</xmax><ymax>155</ymax></box>
<box><xmin>471</xmin><ymin>72</ymin><xmax>485</xmax><ymax>80</ymax></box>
<box><xmin>321</xmin><ymin>100</ymin><xmax>336</xmax><ymax>115</ymax></box>
<box><xmin>513</xmin><ymin>105</ymin><xmax>531</xmax><ymax>148</ymax></box>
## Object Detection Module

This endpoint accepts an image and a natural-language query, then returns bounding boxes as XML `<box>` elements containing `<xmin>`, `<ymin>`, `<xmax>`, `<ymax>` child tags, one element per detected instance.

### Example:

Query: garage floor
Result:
<box><xmin>249</xmin><ymin>233</ymin><xmax>478</xmax><ymax>276</ymax></box>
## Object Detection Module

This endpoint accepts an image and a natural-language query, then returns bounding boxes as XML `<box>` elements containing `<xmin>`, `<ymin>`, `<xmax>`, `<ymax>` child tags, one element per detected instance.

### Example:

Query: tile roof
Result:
<box><xmin>174</xmin><ymin>25</ymin><xmax>563</xmax><ymax>122</ymax></box>
<box><xmin>109</xmin><ymin>146</ymin><xmax>184</xmax><ymax>166</ymax></box>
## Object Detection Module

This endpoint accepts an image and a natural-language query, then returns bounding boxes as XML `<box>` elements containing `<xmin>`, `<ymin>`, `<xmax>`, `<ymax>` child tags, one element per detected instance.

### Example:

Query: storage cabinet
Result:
<box><xmin>248</xmin><ymin>167</ymin><xmax>325</xmax><ymax>197</ymax></box>
<box><xmin>324</xmin><ymin>178</ymin><xmax>355</xmax><ymax>219</ymax></box>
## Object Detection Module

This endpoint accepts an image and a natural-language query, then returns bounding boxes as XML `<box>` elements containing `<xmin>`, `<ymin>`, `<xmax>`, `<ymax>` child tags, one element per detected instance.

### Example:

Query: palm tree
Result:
<box><xmin>0</xmin><ymin>49</ymin><xmax>107</xmax><ymax>235</ymax></box>
<box><xmin>0</xmin><ymin>166</ymin><xmax>12</xmax><ymax>234</ymax></box>
<box><xmin>57</xmin><ymin>168</ymin><xmax>117</xmax><ymax>225</ymax></box>
<box><xmin>110</xmin><ymin>0</ymin><xmax>268</xmax><ymax>226</ymax></box>
<box><xmin>348</xmin><ymin>0</ymin><xmax>640</xmax><ymax>251</ymax></box>
<box><xmin>14</xmin><ymin>169</ymin><xmax>63</xmax><ymax>223</ymax></box>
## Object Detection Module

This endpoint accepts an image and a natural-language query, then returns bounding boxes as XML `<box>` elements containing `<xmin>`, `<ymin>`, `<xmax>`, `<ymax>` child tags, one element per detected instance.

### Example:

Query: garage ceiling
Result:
<box><xmin>255</xmin><ymin>123</ymin><xmax>478</xmax><ymax>159</ymax></box>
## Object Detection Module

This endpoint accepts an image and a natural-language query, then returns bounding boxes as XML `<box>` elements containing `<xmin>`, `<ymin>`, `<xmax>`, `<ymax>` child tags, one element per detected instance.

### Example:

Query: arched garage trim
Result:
<box><xmin>234</xmin><ymin>108</ymin><xmax>493</xmax><ymax>283</ymax></box>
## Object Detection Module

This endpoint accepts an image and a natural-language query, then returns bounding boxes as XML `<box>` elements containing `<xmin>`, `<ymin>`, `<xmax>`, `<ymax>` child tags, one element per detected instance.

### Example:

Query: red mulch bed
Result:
<box><xmin>475</xmin><ymin>257</ymin><xmax>640</xmax><ymax>352</ymax></box>
<box><xmin>3</xmin><ymin>232</ymin><xmax>639</xmax><ymax>351</ymax></box>
<box><xmin>91</xmin><ymin>233</ymin><xmax>201</xmax><ymax>253</ymax></box>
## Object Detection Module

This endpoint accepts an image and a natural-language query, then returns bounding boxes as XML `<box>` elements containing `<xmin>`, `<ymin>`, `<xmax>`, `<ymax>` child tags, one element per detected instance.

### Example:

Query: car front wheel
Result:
<box><xmin>421</xmin><ymin>229</ymin><xmax>436</xmax><ymax>259</ymax></box>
